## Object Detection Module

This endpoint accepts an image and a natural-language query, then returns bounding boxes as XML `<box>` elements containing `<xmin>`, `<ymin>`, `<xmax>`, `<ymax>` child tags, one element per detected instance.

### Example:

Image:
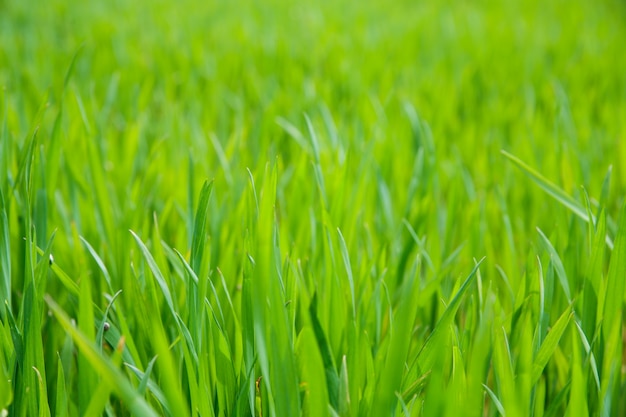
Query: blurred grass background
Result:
<box><xmin>2</xmin><ymin>0</ymin><xmax>624</xmax><ymax>287</ymax></box>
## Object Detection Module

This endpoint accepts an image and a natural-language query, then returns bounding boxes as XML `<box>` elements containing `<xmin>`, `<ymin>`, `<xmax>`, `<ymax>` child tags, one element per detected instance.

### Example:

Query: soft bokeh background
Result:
<box><xmin>2</xmin><ymin>0</ymin><xmax>624</xmax><ymax>281</ymax></box>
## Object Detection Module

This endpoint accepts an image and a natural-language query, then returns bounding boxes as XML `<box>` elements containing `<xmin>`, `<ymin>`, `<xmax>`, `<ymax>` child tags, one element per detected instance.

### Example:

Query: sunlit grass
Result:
<box><xmin>1</xmin><ymin>0</ymin><xmax>626</xmax><ymax>415</ymax></box>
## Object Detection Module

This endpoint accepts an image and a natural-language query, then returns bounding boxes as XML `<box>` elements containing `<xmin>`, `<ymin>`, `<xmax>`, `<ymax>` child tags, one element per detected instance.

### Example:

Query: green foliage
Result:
<box><xmin>1</xmin><ymin>0</ymin><xmax>625</xmax><ymax>415</ymax></box>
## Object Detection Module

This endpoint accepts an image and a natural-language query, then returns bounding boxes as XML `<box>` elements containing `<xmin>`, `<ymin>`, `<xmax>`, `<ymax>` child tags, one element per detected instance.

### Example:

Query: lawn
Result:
<box><xmin>1</xmin><ymin>0</ymin><xmax>626</xmax><ymax>415</ymax></box>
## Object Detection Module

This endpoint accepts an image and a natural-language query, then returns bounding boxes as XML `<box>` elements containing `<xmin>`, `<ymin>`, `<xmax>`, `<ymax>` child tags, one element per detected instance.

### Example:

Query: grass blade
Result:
<box><xmin>532</xmin><ymin>307</ymin><xmax>573</xmax><ymax>385</ymax></box>
<box><xmin>416</xmin><ymin>258</ymin><xmax>485</xmax><ymax>372</ymax></box>
<box><xmin>502</xmin><ymin>150</ymin><xmax>614</xmax><ymax>249</ymax></box>
<box><xmin>0</xmin><ymin>189</ymin><xmax>10</xmax><ymax>319</ymax></box>
<box><xmin>190</xmin><ymin>179</ymin><xmax>214</xmax><ymax>274</ymax></box>
<box><xmin>45</xmin><ymin>296</ymin><xmax>158</xmax><ymax>417</ymax></box>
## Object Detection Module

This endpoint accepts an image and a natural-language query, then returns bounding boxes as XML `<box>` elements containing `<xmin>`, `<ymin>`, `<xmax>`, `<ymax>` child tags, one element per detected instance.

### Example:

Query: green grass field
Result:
<box><xmin>1</xmin><ymin>0</ymin><xmax>626</xmax><ymax>415</ymax></box>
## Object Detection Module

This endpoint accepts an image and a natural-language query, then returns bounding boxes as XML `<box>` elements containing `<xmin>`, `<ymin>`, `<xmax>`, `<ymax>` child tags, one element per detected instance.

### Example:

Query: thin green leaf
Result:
<box><xmin>45</xmin><ymin>296</ymin><xmax>158</xmax><ymax>417</ymax></box>
<box><xmin>532</xmin><ymin>307</ymin><xmax>573</xmax><ymax>385</ymax></box>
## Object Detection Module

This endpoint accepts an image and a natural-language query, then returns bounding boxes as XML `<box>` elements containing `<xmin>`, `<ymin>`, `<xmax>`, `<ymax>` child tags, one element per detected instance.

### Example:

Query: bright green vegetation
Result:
<box><xmin>1</xmin><ymin>0</ymin><xmax>626</xmax><ymax>415</ymax></box>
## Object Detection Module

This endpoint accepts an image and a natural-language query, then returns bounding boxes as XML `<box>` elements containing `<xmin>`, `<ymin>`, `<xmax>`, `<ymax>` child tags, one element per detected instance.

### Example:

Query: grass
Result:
<box><xmin>1</xmin><ymin>0</ymin><xmax>626</xmax><ymax>415</ymax></box>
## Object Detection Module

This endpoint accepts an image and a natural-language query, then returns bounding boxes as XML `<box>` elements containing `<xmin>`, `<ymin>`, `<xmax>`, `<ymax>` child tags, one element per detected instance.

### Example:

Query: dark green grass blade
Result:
<box><xmin>309</xmin><ymin>294</ymin><xmax>340</xmax><ymax>410</ymax></box>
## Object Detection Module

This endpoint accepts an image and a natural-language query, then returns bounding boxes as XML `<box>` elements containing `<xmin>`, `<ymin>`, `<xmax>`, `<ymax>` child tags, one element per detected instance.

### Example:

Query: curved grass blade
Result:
<box><xmin>125</xmin><ymin>361</ymin><xmax>171</xmax><ymax>415</ymax></box>
<box><xmin>502</xmin><ymin>150</ymin><xmax>614</xmax><ymax>249</ymax></box>
<box><xmin>79</xmin><ymin>236</ymin><xmax>113</xmax><ymax>292</ymax></box>
<box><xmin>129</xmin><ymin>230</ymin><xmax>176</xmax><ymax>317</ymax></box>
<box><xmin>416</xmin><ymin>258</ymin><xmax>485</xmax><ymax>371</ymax></box>
<box><xmin>536</xmin><ymin>228</ymin><xmax>572</xmax><ymax>302</ymax></box>
<box><xmin>483</xmin><ymin>383</ymin><xmax>506</xmax><ymax>416</ymax></box>
<box><xmin>531</xmin><ymin>307</ymin><xmax>573</xmax><ymax>385</ymax></box>
<box><xmin>45</xmin><ymin>296</ymin><xmax>159</xmax><ymax>417</ymax></box>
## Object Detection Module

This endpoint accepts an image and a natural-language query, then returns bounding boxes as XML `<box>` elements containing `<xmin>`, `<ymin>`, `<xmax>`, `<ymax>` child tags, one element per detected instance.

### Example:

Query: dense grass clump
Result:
<box><xmin>1</xmin><ymin>0</ymin><xmax>626</xmax><ymax>415</ymax></box>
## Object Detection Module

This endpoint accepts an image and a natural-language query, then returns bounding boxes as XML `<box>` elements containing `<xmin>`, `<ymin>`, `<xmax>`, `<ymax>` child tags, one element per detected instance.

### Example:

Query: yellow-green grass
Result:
<box><xmin>1</xmin><ymin>0</ymin><xmax>626</xmax><ymax>415</ymax></box>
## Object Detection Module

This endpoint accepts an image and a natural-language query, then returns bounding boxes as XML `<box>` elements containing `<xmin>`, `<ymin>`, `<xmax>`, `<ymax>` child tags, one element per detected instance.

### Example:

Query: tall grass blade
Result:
<box><xmin>45</xmin><ymin>296</ymin><xmax>159</xmax><ymax>416</ymax></box>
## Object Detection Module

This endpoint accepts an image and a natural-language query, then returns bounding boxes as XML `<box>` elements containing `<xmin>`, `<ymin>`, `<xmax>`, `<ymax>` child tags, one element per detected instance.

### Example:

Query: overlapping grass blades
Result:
<box><xmin>1</xmin><ymin>0</ymin><xmax>625</xmax><ymax>414</ymax></box>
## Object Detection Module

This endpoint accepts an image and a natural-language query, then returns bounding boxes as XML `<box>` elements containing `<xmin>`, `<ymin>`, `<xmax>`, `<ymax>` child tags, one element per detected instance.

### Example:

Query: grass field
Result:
<box><xmin>1</xmin><ymin>0</ymin><xmax>626</xmax><ymax>415</ymax></box>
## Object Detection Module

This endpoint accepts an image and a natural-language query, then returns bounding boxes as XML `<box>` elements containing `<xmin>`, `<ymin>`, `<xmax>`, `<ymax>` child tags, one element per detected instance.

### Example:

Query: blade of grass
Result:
<box><xmin>536</xmin><ymin>228</ymin><xmax>572</xmax><ymax>303</ymax></box>
<box><xmin>54</xmin><ymin>353</ymin><xmax>68</xmax><ymax>417</ymax></box>
<box><xmin>416</xmin><ymin>258</ymin><xmax>485</xmax><ymax>372</ymax></box>
<box><xmin>531</xmin><ymin>307</ymin><xmax>573</xmax><ymax>385</ymax></box>
<box><xmin>336</xmin><ymin>228</ymin><xmax>356</xmax><ymax>319</ymax></box>
<box><xmin>129</xmin><ymin>230</ymin><xmax>176</xmax><ymax>318</ymax></box>
<box><xmin>0</xmin><ymin>189</ymin><xmax>10</xmax><ymax>319</ymax></box>
<box><xmin>599</xmin><ymin>201</ymin><xmax>626</xmax><ymax>415</ymax></box>
<box><xmin>502</xmin><ymin>150</ymin><xmax>614</xmax><ymax>249</ymax></box>
<box><xmin>371</xmin><ymin>255</ymin><xmax>422</xmax><ymax>416</ymax></box>
<box><xmin>190</xmin><ymin>179</ymin><xmax>214</xmax><ymax>274</ymax></box>
<box><xmin>46</xmin><ymin>295</ymin><xmax>159</xmax><ymax>416</ymax></box>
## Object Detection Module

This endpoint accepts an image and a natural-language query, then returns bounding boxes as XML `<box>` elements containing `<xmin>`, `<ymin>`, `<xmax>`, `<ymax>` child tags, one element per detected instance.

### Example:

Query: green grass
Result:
<box><xmin>1</xmin><ymin>0</ymin><xmax>626</xmax><ymax>415</ymax></box>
